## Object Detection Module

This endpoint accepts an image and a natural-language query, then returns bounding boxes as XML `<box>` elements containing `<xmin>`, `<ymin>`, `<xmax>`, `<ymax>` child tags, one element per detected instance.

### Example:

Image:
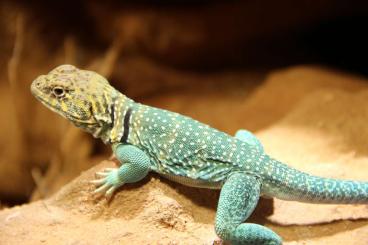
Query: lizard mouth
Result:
<box><xmin>31</xmin><ymin>83</ymin><xmax>61</xmax><ymax>114</ymax></box>
<box><xmin>30</xmin><ymin>84</ymin><xmax>57</xmax><ymax>112</ymax></box>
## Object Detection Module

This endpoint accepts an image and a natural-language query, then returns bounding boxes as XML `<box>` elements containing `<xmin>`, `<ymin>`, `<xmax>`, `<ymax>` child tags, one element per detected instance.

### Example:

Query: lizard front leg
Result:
<box><xmin>91</xmin><ymin>144</ymin><xmax>150</xmax><ymax>198</ymax></box>
<box><xmin>215</xmin><ymin>172</ymin><xmax>281</xmax><ymax>245</ymax></box>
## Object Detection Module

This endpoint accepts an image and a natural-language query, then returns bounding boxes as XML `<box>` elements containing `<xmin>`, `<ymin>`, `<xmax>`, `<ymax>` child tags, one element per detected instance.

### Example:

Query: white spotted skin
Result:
<box><xmin>124</xmin><ymin>103</ymin><xmax>368</xmax><ymax>203</ymax></box>
<box><xmin>126</xmin><ymin>104</ymin><xmax>262</xmax><ymax>187</ymax></box>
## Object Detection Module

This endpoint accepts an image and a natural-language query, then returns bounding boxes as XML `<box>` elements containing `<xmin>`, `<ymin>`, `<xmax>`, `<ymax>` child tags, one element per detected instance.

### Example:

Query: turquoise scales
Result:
<box><xmin>31</xmin><ymin>65</ymin><xmax>368</xmax><ymax>245</ymax></box>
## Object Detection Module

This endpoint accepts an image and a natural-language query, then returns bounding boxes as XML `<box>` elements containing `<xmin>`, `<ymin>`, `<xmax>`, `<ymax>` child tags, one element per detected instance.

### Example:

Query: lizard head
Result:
<box><xmin>31</xmin><ymin>64</ymin><xmax>118</xmax><ymax>136</ymax></box>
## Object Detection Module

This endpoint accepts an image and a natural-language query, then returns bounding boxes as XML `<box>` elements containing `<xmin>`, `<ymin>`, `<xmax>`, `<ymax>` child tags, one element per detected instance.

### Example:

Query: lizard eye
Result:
<box><xmin>52</xmin><ymin>86</ymin><xmax>65</xmax><ymax>98</ymax></box>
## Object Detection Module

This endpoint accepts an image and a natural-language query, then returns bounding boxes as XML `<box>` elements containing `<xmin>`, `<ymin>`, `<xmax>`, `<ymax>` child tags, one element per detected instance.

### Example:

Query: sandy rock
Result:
<box><xmin>1</xmin><ymin>66</ymin><xmax>368</xmax><ymax>244</ymax></box>
<box><xmin>0</xmin><ymin>161</ymin><xmax>217</xmax><ymax>245</ymax></box>
<box><xmin>258</xmin><ymin>89</ymin><xmax>368</xmax><ymax>225</ymax></box>
<box><xmin>236</xmin><ymin>66</ymin><xmax>368</xmax><ymax>131</ymax></box>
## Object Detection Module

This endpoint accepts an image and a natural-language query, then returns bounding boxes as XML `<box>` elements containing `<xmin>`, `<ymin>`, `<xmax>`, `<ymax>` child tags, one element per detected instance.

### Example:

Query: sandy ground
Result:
<box><xmin>1</xmin><ymin>66</ymin><xmax>368</xmax><ymax>244</ymax></box>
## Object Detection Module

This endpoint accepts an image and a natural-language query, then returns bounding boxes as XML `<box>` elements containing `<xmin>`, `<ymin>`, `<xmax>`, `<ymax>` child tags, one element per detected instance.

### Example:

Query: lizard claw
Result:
<box><xmin>90</xmin><ymin>178</ymin><xmax>106</xmax><ymax>186</ymax></box>
<box><xmin>95</xmin><ymin>171</ymin><xmax>109</xmax><ymax>177</ymax></box>
<box><xmin>94</xmin><ymin>183</ymin><xmax>109</xmax><ymax>194</ymax></box>
<box><xmin>91</xmin><ymin>167</ymin><xmax>124</xmax><ymax>198</ymax></box>
<box><xmin>105</xmin><ymin>186</ymin><xmax>117</xmax><ymax>199</ymax></box>
<box><xmin>102</xmin><ymin>168</ymin><xmax>116</xmax><ymax>172</ymax></box>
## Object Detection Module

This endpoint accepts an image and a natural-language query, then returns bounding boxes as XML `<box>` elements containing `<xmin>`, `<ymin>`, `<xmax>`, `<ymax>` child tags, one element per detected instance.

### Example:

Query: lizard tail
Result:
<box><xmin>260</xmin><ymin>155</ymin><xmax>368</xmax><ymax>204</ymax></box>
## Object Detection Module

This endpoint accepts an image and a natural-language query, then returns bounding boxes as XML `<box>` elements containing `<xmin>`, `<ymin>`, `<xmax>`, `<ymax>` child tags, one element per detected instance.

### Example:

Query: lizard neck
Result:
<box><xmin>99</xmin><ymin>93</ymin><xmax>135</xmax><ymax>145</ymax></box>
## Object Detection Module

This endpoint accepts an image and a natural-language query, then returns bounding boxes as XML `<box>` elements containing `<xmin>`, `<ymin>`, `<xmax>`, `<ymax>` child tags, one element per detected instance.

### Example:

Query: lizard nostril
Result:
<box><xmin>33</xmin><ymin>76</ymin><xmax>45</xmax><ymax>88</ymax></box>
<box><xmin>32</xmin><ymin>80</ymin><xmax>40</xmax><ymax>89</ymax></box>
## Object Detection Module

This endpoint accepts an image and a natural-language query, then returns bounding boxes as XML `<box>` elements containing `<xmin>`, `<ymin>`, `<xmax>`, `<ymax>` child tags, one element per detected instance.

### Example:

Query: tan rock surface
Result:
<box><xmin>262</xmin><ymin>89</ymin><xmax>368</xmax><ymax>225</ymax></box>
<box><xmin>0</xmin><ymin>161</ymin><xmax>218</xmax><ymax>245</ymax></box>
<box><xmin>1</xmin><ymin>66</ymin><xmax>368</xmax><ymax>244</ymax></box>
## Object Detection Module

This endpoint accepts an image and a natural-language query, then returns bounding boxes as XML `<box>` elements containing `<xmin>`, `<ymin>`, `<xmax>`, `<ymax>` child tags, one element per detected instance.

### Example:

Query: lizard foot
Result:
<box><xmin>90</xmin><ymin>168</ymin><xmax>124</xmax><ymax>198</ymax></box>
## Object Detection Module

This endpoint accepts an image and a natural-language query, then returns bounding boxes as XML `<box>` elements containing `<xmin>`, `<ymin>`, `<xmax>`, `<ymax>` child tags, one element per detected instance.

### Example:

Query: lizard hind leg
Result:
<box><xmin>215</xmin><ymin>172</ymin><xmax>281</xmax><ymax>245</ymax></box>
<box><xmin>235</xmin><ymin>129</ymin><xmax>264</xmax><ymax>152</ymax></box>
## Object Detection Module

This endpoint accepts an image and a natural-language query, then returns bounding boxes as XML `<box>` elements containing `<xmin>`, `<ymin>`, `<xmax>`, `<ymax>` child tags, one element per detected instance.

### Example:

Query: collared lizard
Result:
<box><xmin>31</xmin><ymin>65</ymin><xmax>368</xmax><ymax>245</ymax></box>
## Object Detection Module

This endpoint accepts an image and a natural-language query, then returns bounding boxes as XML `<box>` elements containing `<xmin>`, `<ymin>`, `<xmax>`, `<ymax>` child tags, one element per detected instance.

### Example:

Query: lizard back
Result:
<box><xmin>127</xmin><ymin>104</ymin><xmax>262</xmax><ymax>186</ymax></box>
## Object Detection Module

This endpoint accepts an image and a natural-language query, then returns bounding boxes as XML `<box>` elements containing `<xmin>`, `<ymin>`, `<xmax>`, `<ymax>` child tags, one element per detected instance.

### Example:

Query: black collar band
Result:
<box><xmin>120</xmin><ymin>107</ymin><xmax>132</xmax><ymax>143</ymax></box>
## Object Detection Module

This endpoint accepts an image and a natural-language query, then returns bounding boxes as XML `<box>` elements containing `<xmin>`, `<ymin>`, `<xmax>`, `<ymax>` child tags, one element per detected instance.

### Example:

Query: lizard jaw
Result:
<box><xmin>31</xmin><ymin>82</ymin><xmax>97</xmax><ymax>125</ymax></box>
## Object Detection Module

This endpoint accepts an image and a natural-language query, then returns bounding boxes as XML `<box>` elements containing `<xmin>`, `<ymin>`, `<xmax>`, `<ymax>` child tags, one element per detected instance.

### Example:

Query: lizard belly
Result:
<box><xmin>159</xmin><ymin>172</ymin><xmax>223</xmax><ymax>189</ymax></box>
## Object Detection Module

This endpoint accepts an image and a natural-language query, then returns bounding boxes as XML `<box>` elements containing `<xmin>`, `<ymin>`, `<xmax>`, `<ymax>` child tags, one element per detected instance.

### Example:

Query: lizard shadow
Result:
<box><xmin>155</xmin><ymin>173</ymin><xmax>274</xmax><ymax>225</ymax></box>
<box><xmin>148</xmin><ymin>173</ymin><xmax>368</xmax><ymax>242</ymax></box>
<box><xmin>269</xmin><ymin>218</ymin><xmax>368</xmax><ymax>242</ymax></box>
